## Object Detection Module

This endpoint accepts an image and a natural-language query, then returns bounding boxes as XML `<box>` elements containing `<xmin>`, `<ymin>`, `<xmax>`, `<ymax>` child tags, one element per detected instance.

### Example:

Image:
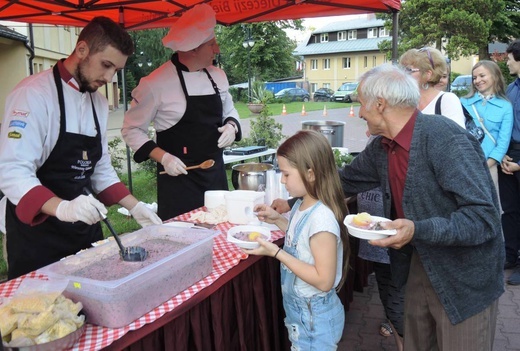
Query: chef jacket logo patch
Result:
<box><xmin>11</xmin><ymin>109</ymin><xmax>30</xmax><ymax>117</ymax></box>
<box><xmin>8</xmin><ymin>131</ymin><xmax>22</xmax><ymax>139</ymax></box>
<box><xmin>9</xmin><ymin>120</ymin><xmax>27</xmax><ymax>128</ymax></box>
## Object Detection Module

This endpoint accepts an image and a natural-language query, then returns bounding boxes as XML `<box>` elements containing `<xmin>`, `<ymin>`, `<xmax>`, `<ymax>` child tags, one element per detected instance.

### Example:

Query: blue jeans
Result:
<box><xmin>283</xmin><ymin>291</ymin><xmax>345</xmax><ymax>351</ymax></box>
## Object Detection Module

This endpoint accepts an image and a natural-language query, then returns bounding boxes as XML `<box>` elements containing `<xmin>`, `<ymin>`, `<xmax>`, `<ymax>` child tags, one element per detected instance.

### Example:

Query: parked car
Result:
<box><xmin>275</xmin><ymin>88</ymin><xmax>310</xmax><ymax>102</ymax></box>
<box><xmin>313</xmin><ymin>88</ymin><xmax>334</xmax><ymax>102</ymax></box>
<box><xmin>332</xmin><ymin>82</ymin><xmax>358</xmax><ymax>103</ymax></box>
<box><xmin>451</xmin><ymin>75</ymin><xmax>472</xmax><ymax>92</ymax></box>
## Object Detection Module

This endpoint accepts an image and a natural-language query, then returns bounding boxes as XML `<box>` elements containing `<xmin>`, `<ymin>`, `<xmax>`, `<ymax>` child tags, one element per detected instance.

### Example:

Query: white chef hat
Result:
<box><xmin>162</xmin><ymin>4</ymin><xmax>216</xmax><ymax>52</ymax></box>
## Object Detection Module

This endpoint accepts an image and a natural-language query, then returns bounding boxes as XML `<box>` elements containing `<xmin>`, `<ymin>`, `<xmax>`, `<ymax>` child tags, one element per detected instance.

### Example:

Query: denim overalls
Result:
<box><xmin>281</xmin><ymin>199</ymin><xmax>345</xmax><ymax>351</ymax></box>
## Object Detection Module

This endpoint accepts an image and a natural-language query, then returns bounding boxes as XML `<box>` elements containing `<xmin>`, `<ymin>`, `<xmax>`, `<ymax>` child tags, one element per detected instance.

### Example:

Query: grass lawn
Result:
<box><xmin>234</xmin><ymin>100</ymin><xmax>354</xmax><ymax>119</ymax></box>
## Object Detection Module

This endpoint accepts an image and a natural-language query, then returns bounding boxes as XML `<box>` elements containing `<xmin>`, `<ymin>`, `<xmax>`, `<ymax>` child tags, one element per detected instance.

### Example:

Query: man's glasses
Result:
<box><xmin>418</xmin><ymin>47</ymin><xmax>434</xmax><ymax>69</ymax></box>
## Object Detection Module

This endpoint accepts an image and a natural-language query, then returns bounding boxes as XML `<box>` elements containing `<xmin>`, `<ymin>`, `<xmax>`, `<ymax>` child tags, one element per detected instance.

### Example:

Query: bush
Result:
<box><xmin>235</xmin><ymin>104</ymin><xmax>284</xmax><ymax>149</ymax></box>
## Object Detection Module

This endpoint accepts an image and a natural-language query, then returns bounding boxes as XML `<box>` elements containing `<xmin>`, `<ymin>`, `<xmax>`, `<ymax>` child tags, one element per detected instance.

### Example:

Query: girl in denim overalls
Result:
<box><xmin>246</xmin><ymin>130</ymin><xmax>350</xmax><ymax>351</ymax></box>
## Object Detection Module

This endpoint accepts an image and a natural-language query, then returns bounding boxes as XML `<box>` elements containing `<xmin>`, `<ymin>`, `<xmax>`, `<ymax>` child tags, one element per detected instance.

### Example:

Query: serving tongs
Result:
<box><xmin>84</xmin><ymin>188</ymin><xmax>147</xmax><ymax>262</ymax></box>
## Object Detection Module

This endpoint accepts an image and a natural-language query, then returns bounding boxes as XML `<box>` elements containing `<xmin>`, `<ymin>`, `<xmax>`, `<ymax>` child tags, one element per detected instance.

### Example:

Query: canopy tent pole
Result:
<box><xmin>118</xmin><ymin>6</ymin><xmax>133</xmax><ymax>194</ymax></box>
<box><xmin>391</xmin><ymin>10</ymin><xmax>399</xmax><ymax>64</ymax></box>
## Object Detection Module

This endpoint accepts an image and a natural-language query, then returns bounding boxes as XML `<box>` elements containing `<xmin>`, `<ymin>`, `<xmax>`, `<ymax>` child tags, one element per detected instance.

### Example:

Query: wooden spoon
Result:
<box><xmin>160</xmin><ymin>159</ymin><xmax>215</xmax><ymax>174</ymax></box>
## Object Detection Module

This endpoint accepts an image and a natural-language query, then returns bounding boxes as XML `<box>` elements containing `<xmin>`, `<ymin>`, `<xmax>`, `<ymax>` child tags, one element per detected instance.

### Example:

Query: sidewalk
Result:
<box><xmin>108</xmin><ymin>106</ymin><xmax>520</xmax><ymax>351</ymax></box>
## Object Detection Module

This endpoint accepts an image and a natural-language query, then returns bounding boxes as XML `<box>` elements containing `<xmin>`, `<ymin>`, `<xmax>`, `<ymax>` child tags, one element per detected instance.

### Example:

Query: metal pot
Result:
<box><xmin>231</xmin><ymin>163</ymin><xmax>274</xmax><ymax>191</ymax></box>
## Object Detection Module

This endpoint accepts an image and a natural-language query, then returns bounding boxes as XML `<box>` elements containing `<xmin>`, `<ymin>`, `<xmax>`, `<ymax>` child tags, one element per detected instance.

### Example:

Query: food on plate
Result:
<box><xmin>351</xmin><ymin>212</ymin><xmax>372</xmax><ymax>228</ymax></box>
<box><xmin>350</xmin><ymin>212</ymin><xmax>385</xmax><ymax>230</ymax></box>
<box><xmin>1</xmin><ymin>293</ymin><xmax>84</xmax><ymax>347</ymax></box>
<box><xmin>233</xmin><ymin>231</ymin><xmax>268</xmax><ymax>242</ymax></box>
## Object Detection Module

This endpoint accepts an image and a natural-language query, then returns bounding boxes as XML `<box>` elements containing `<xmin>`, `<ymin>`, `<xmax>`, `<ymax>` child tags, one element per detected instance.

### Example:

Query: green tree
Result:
<box><xmin>379</xmin><ymin>0</ymin><xmax>513</xmax><ymax>61</ymax></box>
<box><xmin>216</xmin><ymin>21</ymin><xmax>303</xmax><ymax>85</ymax></box>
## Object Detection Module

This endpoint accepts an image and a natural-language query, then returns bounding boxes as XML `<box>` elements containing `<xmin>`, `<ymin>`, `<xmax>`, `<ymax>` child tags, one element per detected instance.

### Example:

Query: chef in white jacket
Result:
<box><xmin>122</xmin><ymin>4</ymin><xmax>241</xmax><ymax>221</ymax></box>
<box><xmin>0</xmin><ymin>17</ymin><xmax>162</xmax><ymax>280</ymax></box>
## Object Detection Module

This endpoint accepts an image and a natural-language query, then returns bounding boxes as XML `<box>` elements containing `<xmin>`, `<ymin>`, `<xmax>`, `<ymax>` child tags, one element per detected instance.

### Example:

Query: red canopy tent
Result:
<box><xmin>0</xmin><ymin>0</ymin><xmax>400</xmax><ymax>29</ymax></box>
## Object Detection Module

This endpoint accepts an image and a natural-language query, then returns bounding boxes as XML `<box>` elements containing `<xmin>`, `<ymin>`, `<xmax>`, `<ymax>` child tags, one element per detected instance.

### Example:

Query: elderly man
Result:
<box><xmin>122</xmin><ymin>4</ymin><xmax>241</xmax><ymax>220</ymax></box>
<box><xmin>340</xmin><ymin>64</ymin><xmax>504</xmax><ymax>350</ymax></box>
<box><xmin>0</xmin><ymin>17</ymin><xmax>162</xmax><ymax>280</ymax></box>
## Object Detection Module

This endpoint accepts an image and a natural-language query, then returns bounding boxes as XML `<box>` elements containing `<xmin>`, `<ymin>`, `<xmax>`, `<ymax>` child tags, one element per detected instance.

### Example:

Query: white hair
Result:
<box><xmin>358</xmin><ymin>63</ymin><xmax>420</xmax><ymax>110</ymax></box>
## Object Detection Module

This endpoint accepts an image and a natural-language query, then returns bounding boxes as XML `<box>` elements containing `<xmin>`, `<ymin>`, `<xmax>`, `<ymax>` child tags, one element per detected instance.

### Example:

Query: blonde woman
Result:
<box><xmin>461</xmin><ymin>60</ymin><xmax>513</xmax><ymax>208</ymax></box>
<box><xmin>400</xmin><ymin>47</ymin><xmax>466</xmax><ymax>127</ymax></box>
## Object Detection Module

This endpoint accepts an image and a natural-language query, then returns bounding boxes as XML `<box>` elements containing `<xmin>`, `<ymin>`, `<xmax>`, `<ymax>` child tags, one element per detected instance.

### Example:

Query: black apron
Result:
<box><xmin>156</xmin><ymin>61</ymin><xmax>228</xmax><ymax>220</ymax></box>
<box><xmin>5</xmin><ymin>64</ymin><xmax>103</xmax><ymax>280</ymax></box>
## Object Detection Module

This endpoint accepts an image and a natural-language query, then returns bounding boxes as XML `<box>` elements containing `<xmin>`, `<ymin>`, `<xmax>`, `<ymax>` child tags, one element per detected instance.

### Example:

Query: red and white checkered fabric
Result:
<box><xmin>0</xmin><ymin>207</ymin><xmax>285</xmax><ymax>350</ymax></box>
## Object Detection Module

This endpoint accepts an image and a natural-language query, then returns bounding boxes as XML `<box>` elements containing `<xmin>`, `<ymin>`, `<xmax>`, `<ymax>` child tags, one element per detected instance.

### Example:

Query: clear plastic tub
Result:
<box><xmin>38</xmin><ymin>225</ymin><xmax>217</xmax><ymax>328</ymax></box>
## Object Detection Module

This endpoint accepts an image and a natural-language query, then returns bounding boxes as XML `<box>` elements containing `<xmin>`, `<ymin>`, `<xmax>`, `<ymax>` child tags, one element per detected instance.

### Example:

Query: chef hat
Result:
<box><xmin>162</xmin><ymin>4</ymin><xmax>216</xmax><ymax>52</ymax></box>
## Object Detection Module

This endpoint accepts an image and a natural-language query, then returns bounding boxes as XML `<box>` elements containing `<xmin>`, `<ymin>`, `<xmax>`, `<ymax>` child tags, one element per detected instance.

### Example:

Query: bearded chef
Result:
<box><xmin>122</xmin><ymin>4</ymin><xmax>242</xmax><ymax>221</ymax></box>
<box><xmin>0</xmin><ymin>17</ymin><xmax>162</xmax><ymax>280</ymax></box>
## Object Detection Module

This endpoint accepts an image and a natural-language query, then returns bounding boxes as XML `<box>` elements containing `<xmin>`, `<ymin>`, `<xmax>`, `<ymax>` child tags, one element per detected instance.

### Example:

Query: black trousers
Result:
<box><xmin>498</xmin><ymin>149</ymin><xmax>520</xmax><ymax>264</ymax></box>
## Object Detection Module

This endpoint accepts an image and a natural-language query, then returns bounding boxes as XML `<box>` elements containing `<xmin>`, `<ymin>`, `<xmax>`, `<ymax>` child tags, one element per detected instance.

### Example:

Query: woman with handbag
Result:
<box><xmin>460</xmin><ymin>60</ymin><xmax>514</xmax><ymax>204</ymax></box>
<box><xmin>399</xmin><ymin>47</ymin><xmax>466</xmax><ymax>128</ymax></box>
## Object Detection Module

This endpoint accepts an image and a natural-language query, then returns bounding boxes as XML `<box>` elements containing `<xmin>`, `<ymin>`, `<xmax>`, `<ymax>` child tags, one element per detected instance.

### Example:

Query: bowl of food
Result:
<box><xmin>344</xmin><ymin>212</ymin><xmax>397</xmax><ymax>240</ymax></box>
<box><xmin>1</xmin><ymin>293</ymin><xmax>86</xmax><ymax>351</ymax></box>
<box><xmin>227</xmin><ymin>225</ymin><xmax>271</xmax><ymax>249</ymax></box>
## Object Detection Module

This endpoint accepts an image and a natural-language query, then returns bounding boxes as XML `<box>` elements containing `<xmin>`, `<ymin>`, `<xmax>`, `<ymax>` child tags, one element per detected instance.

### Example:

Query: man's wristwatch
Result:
<box><xmin>227</xmin><ymin>122</ymin><xmax>238</xmax><ymax>134</ymax></box>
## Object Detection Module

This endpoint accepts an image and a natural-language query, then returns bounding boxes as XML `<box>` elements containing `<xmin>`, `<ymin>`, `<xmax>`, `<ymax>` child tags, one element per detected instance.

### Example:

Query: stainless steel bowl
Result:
<box><xmin>231</xmin><ymin>163</ymin><xmax>274</xmax><ymax>191</ymax></box>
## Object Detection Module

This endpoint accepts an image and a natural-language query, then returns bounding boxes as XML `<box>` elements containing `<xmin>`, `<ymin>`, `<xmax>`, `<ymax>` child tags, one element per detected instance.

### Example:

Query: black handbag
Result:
<box><xmin>435</xmin><ymin>94</ymin><xmax>485</xmax><ymax>143</ymax></box>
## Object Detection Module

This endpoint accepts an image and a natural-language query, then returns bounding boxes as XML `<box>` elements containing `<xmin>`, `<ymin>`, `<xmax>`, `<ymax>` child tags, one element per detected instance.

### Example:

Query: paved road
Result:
<box><xmin>107</xmin><ymin>106</ymin><xmax>520</xmax><ymax>351</ymax></box>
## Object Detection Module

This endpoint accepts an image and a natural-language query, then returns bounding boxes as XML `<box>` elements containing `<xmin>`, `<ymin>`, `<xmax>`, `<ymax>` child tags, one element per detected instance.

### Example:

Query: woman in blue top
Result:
<box><xmin>248</xmin><ymin>130</ymin><xmax>350</xmax><ymax>351</ymax></box>
<box><xmin>461</xmin><ymin>60</ymin><xmax>514</xmax><ymax>205</ymax></box>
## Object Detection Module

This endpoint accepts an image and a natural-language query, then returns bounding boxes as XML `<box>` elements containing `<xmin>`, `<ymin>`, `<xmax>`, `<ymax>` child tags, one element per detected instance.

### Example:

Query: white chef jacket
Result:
<box><xmin>122</xmin><ymin>60</ymin><xmax>240</xmax><ymax>152</ymax></box>
<box><xmin>0</xmin><ymin>69</ymin><xmax>122</xmax><ymax>208</ymax></box>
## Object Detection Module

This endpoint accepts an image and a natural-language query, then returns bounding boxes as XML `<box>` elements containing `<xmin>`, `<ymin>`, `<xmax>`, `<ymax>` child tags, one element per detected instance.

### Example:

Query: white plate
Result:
<box><xmin>344</xmin><ymin>214</ymin><xmax>397</xmax><ymax>240</ymax></box>
<box><xmin>227</xmin><ymin>225</ymin><xmax>272</xmax><ymax>249</ymax></box>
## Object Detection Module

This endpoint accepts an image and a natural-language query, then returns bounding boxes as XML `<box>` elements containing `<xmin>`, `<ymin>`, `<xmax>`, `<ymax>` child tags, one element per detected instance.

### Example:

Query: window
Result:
<box><xmin>379</xmin><ymin>27</ymin><xmax>389</xmax><ymax>37</ymax></box>
<box><xmin>348</xmin><ymin>30</ymin><xmax>357</xmax><ymax>40</ymax></box>
<box><xmin>364</xmin><ymin>56</ymin><xmax>368</xmax><ymax>68</ymax></box>
<box><xmin>311</xmin><ymin>83</ymin><xmax>318</xmax><ymax>93</ymax></box>
<box><xmin>368</xmin><ymin>28</ymin><xmax>378</xmax><ymax>38</ymax></box>
<box><xmin>323</xmin><ymin>83</ymin><xmax>331</xmax><ymax>89</ymax></box>
<box><xmin>338</xmin><ymin>31</ymin><xmax>347</xmax><ymax>41</ymax></box>
<box><xmin>311</xmin><ymin>59</ymin><xmax>318</xmax><ymax>70</ymax></box>
<box><xmin>320</xmin><ymin>33</ymin><xmax>329</xmax><ymax>43</ymax></box>
<box><xmin>323</xmin><ymin>58</ymin><xmax>330</xmax><ymax>70</ymax></box>
<box><xmin>373</xmin><ymin>56</ymin><xmax>377</xmax><ymax>67</ymax></box>
<box><xmin>343</xmin><ymin>57</ymin><xmax>351</xmax><ymax>69</ymax></box>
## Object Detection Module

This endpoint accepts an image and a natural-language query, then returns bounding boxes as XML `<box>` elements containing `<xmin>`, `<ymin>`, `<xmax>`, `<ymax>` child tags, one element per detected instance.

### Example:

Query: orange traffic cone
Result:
<box><xmin>301</xmin><ymin>104</ymin><xmax>307</xmax><ymax>116</ymax></box>
<box><xmin>323</xmin><ymin>105</ymin><xmax>328</xmax><ymax>117</ymax></box>
<box><xmin>349</xmin><ymin>104</ymin><xmax>355</xmax><ymax>117</ymax></box>
<box><xmin>281</xmin><ymin>104</ymin><xmax>287</xmax><ymax>115</ymax></box>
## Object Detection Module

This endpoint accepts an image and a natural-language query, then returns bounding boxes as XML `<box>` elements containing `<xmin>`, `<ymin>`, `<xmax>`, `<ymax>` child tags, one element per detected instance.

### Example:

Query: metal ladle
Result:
<box><xmin>160</xmin><ymin>159</ymin><xmax>215</xmax><ymax>175</ymax></box>
<box><xmin>84</xmin><ymin>188</ymin><xmax>147</xmax><ymax>262</ymax></box>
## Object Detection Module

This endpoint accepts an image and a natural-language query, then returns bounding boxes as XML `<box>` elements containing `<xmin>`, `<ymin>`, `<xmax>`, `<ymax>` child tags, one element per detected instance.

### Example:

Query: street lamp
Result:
<box><xmin>242</xmin><ymin>26</ymin><xmax>255</xmax><ymax>103</ymax></box>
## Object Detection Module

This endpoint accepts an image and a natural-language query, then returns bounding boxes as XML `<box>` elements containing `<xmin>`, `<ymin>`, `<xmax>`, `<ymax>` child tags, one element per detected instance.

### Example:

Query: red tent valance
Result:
<box><xmin>0</xmin><ymin>0</ymin><xmax>400</xmax><ymax>30</ymax></box>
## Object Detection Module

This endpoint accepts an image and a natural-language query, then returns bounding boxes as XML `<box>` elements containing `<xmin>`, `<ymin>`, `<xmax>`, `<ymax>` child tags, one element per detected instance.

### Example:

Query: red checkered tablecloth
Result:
<box><xmin>0</xmin><ymin>208</ymin><xmax>285</xmax><ymax>350</ymax></box>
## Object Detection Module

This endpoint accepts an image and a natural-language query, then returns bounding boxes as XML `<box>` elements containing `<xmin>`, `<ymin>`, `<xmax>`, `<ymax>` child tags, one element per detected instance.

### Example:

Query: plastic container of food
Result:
<box><xmin>38</xmin><ymin>225</ymin><xmax>217</xmax><ymax>328</ymax></box>
<box><xmin>225</xmin><ymin>190</ymin><xmax>265</xmax><ymax>224</ymax></box>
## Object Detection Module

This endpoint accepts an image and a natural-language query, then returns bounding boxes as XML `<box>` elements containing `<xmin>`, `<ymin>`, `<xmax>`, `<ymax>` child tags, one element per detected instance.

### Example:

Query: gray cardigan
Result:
<box><xmin>340</xmin><ymin>112</ymin><xmax>505</xmax><ymax>325</ymax></box>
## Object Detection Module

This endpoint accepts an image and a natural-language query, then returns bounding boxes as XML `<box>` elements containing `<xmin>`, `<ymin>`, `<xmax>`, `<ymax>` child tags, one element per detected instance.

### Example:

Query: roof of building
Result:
<box><xmin>0</xmin><ymin>25</ymin><xmax>27</xmax><ymax>43</ymax></box>
<box><xmin>294</xmin><ymin>36</ymin><xmax>389</xmax><ymax>56</ymax></box>
<box><xmin>311</xmin><ymin>18</ymin><xmax>386</xmax><ymax>34</ymax></box>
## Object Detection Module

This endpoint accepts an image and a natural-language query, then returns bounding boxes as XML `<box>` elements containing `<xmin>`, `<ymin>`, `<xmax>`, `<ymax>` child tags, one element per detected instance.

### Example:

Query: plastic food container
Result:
<box><xmin>225</xmin><ymin>190</ymin><xmax>265</xmax><ymax>224</ymax></box>
<box><xmin>38</xmin><ymin>226</ymin><xmax>217</xmax><ymax>328</ymax></box>
<box><xmin>204</xmin><ymin>190</ymin><xmax>229</xmax><ymax>209</ymax></box>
